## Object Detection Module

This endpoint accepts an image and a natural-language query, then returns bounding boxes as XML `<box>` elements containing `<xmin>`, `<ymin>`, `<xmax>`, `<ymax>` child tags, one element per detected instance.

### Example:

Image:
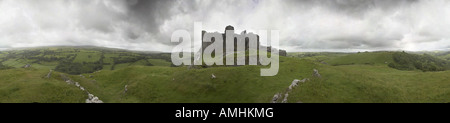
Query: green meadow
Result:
<box><xmin>0</xmin><ymin>46</ymin><xmax>449</xmax><ymax>103</ymax></box>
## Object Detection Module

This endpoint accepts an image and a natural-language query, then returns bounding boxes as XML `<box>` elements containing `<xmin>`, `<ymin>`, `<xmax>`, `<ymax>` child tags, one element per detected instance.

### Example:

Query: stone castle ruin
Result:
<box><xmin>200</xmin><ymin>25</ymin><xmax>286</xmax><ymax>65</ymax></box>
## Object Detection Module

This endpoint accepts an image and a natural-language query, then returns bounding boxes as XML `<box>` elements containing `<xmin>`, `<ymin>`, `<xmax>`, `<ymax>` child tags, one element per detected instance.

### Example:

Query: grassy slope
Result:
<box><xmin>71</xmin><ymin>56</ymin><xmax>317</xmax><ymax>103</ymax></box>
<box><xmin>0</xmin><ymin>68</ymin><xmax>86</xmax><ymax>103</ymax></box>
<box><xmin>325</xmin><ymin>52</ymin><xmax>395</xmax><ymax>66</ymax></box>
<box><xmin>288</xmin><ymin>52</ymin><xmax>349</xmax><ymax>62</ymax></box>
<box><xmin>288</xmin><ymin>64</ymin><xmax>450</xmax><ymax>103</ymax></box>
<box><xmin>1</xmin><ymin>49</ymin><xmax>449</xmax><ymax>103</ymax></box>
<box><xmin>73</xmin><ymin>50</ymin><xmax>101</xmax><ymax>63</ymax></box>
<box><xmin>74</xmin><ymin>52</ymin><xmax>450</xmax><ymax>103</ymax></box>
<box><xmin>0</xmin><ymin>47</ymin><xmax>170</xmax><ymax>72</ymax></box>
<box><xmin>147</xmin><ymin>59</ymin><xmax>172</xmax><ymax>66</ymax></box>
<box><xmin>287</xmin><ymin>51</ymin><xmax>450</xmax><ymax>103</ymax></box>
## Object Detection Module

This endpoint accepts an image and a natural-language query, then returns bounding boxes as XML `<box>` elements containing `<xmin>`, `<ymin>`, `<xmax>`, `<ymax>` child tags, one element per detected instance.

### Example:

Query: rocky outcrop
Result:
<box><xmin>300</xmin><ymin>78</ymin><xmax>309</xmax><ymax>83</ymax></box>
<box><xmin>288</xmin><ymin>78</ymin><xmax>308</xmax><ymax>91</ymax></box>
<box><xmin>124</xmin><ymin>85</ymin><xmax>128</xmax><ymax>93</ymax></box>
<box><xmin>86</xmin><ymin>93</ymin><xmax>103</xmax><ymax>103</ymax></box>
<box><xmin>65</xmin><ymin>80</ymin><xmax>75</xmax><ymax>85</ymax></box>
<box><xmin>282</xmin><ymin>93</ymin><xmax>289</xmax><ymax>103</ymax></box>
<box><xmin>272</xmin><ymin>69</ymin><xmax>319</xmax><ymax>103</ymax></box>
<box><xmin>272</xmin><ymin>93</ymin><xmax>281</xmax><ymax>103</ymax></box>
<box><xmin>60</xmin><ymin>74</ymin><xmax>103</xmax><ymax>103</ymax></box>
<box><xmin>288</xmin><ymin>79</ymin><xmax>300</xmax><ymax>91</ymax></box>
<box><xmin>313</xmin><ymin>69</ymin><xmax>321</xmax><ymax>78</ymax></box>
<box><xmin>75</xmin><ymin>82</ymin><xmax>80</xmax><ymax>87</ymax></box>
<box><xmin>46</xmin><ymin>70</ymin><xmax>52</xmax><ymax>78</ymax></box>
<box><xmin>211</xmin><ymin>74</ymin><xmax>216</xmax><ymax>79</ymax></box>
<box><xmin>23</xmin><ymin>64</ymin><xmax>31</xmax><ymax>68</ymax></box>
<box><xmin>272</xmin><ymin>78</ymin><xmax>309</xmax><ymax>103</ymax></box>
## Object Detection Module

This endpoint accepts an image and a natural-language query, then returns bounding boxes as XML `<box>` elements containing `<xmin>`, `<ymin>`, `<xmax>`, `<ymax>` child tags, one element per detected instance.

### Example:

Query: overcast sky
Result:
<box><xmin>1</xmin><ymin>0</ymin><xmax>449</xmax><ymax>52</ymax></box>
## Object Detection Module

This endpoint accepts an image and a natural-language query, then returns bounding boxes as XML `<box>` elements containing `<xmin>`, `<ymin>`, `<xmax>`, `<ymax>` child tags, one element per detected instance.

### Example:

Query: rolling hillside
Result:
<box><xmin>325</xmin><ymin>51</ymin><xmax>395</xmax><ymax>66</ymax></box>
<box><xmin>0</xmin><ymin>47</ymin><xmax>449</xmax><ymax>103</ymax></box>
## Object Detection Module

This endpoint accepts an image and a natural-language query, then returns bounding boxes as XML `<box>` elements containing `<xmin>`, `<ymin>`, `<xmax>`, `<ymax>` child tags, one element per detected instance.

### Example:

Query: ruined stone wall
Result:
<box><xmin>200</xmin><ymin>25</ymin><xmax>286</xmax><ymax>66</ymax></box>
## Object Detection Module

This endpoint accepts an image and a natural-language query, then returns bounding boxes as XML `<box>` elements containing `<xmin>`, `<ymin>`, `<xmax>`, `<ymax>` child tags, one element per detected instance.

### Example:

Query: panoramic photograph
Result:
<box><xmin>0</xmin><ymin>0</ymin><xmax>449</xmax><ymax>106</ymax></box>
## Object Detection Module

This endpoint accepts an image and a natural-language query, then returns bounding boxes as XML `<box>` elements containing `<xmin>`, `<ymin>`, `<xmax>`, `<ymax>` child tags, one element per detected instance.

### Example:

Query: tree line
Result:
<box><xmin>388</xmin><ymin>52</ymin><xmax>450</xmax><ymax>72</ymax></box>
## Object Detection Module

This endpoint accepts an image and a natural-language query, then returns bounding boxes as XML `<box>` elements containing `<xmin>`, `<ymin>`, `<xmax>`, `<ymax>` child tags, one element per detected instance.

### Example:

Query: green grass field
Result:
<box><xmin>0</xmin><ymin>68</ymin><xmax>86</xmax><ymax>103</ymax></box>
<box><xmin>147</xmin><ymin>59</ymin><xmax>172</xmax><ymax>66</ymax></box>
<box><xmin>324</xmin><ymin>51</ymin><xmax>395</xmax><ymax>66</ymax></box>
<box><xmin>0</xmin><ymin>46</ymin><xmax>449</xmax><ymax>103</ymax></box>
<box><xmin>288</xmin><ymin>65</ymin><xmax>450</xmax><ymax>103</ymax></box>
<box><xmin>73</xmin><ymin>51</ymin><xmax>102</xmax><ymax>63</ymax></box>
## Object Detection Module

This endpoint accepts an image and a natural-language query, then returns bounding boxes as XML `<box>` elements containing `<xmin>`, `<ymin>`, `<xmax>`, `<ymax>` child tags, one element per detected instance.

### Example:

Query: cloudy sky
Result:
<box><xmin>1</xmin><ymin>0</ymin><xmax>449</xmax><ymax>52</ymax></box>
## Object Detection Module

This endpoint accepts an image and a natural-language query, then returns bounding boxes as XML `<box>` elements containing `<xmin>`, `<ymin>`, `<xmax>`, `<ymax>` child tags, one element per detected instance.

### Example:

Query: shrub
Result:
<box><xmin>389</xmin><ymin>52</ymin><xmax>449</xmax><ymax>72</ymax></box>
<box><xmin>0</xmin><ymin>63</ymin><xmax>12</xmax><ymax>70</ymax></box>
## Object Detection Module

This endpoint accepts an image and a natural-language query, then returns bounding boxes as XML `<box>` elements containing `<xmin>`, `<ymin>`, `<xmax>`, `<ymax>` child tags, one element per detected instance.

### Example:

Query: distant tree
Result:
<box><xmin>389</xmin><ymin>52</ymin><xmax>449</xmax><ymax>72</ymax></box>
<box><xmin>0</xmin><ymin>63</ymin><xmax>12</xmax><ymax>70</ymax></box>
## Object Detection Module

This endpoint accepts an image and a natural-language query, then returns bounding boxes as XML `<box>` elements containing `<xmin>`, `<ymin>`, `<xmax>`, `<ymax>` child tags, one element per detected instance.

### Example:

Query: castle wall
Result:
<box><xmin>200</xmin><ymin>25</ymin><xmax>286</xmax><ymax>65</ymax></box>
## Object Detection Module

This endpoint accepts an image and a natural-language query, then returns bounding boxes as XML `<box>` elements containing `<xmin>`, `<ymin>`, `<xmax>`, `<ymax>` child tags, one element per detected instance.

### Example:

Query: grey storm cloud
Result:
<box><xmin>0</xmin><ymin>0</ymin><xmax>449</xmax><ymax>52</ymax></box>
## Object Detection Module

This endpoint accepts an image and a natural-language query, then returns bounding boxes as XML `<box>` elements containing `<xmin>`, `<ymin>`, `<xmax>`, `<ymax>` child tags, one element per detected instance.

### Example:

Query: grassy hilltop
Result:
<box><xmin>0</xmin><ymin>47</ymin><xmax>449</xmax><ymax>103</ymax></box>
<box><xmin>289</xmin><ymin>51</ymin><xmax>450</xmax><ymax>103</ymax></box>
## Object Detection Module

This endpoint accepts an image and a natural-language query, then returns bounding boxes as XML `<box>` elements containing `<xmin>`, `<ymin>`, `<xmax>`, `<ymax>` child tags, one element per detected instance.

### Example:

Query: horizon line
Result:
<box><xmin>1</xmin><ymin>45</ymin><xmax>449</xmax><ymax>53</ymax></box>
